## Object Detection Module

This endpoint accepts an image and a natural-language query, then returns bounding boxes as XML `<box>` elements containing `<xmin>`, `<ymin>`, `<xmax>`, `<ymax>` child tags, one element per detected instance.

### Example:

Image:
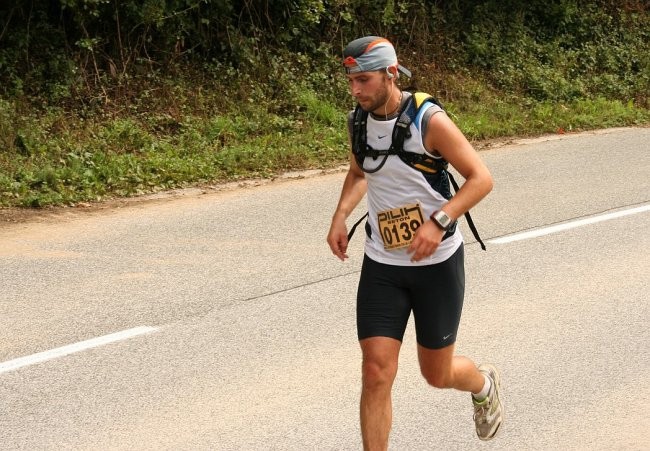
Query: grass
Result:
<box><xmin>1</xmin><ymin>80</ymin><xmax>648</xmax><ymax>208</ymax></box>
<box><xmin>449</xmin><ymin>97</ymin><xmax>649</xmax><ymax>140</ymax></box>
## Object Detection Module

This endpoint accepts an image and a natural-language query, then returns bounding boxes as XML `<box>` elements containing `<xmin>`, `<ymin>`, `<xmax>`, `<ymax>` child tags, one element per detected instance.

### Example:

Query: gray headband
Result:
<box><xmin>343</xmin><ymin>36</ymin><xmax>412</xmax><ymax>78</ymax></box>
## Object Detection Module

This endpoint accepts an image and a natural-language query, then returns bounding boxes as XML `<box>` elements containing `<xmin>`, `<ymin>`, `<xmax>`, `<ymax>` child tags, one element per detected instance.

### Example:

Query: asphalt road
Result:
<box><xmin>1</xmin><ymin>127</ymin><xmax>649</xmax><ymax>450</ymax></box>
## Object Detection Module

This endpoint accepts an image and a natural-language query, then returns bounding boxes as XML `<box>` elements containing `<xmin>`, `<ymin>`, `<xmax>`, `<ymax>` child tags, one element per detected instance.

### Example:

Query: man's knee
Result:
<box><xmin>420</xmin><ymin>367</ymin><xmax>452</xmax><ymax>389</ymax></box>
<box><xmin>417</xmin><ymin>344</ymin><xmax>455</xmax><ymax>389</ymax></box>
<box><xmin>362</xmin><ymin>358</ymin><xmax>398</xmax><ymax>391</ymax></box>
<box><xmin>360</xmin><ymin>337</ymin><xmax>401</xmax><ymax>391</ymax></box>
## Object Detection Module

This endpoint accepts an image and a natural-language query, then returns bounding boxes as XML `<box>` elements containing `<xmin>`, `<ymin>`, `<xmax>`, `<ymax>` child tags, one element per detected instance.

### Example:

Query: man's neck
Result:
<box><xmin>372</xmin><ymin>88</ymin><xmax>403</xmax><ymax>119</ymax></box>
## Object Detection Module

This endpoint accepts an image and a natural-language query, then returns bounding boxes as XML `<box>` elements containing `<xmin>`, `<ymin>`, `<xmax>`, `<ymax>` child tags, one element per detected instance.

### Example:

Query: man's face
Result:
<box><xmin>346</xmin><ymin>70</ymin><xmax>391</xmax><ymax>113</ymax></box>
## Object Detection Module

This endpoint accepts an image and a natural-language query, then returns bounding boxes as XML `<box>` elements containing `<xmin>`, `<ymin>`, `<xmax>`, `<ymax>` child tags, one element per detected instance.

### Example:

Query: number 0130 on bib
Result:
<box><xmin>377</xmin><ymin>203</ymin><xmax>425</xmax><ymax>250</ymax></box>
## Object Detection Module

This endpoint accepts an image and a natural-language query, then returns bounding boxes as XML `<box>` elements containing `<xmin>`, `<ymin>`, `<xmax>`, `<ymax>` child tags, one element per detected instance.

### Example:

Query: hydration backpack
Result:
<box><xmin>347</xmin><ymin>92</ymin><xmax>486</xmax><ymax>250</ymax></box>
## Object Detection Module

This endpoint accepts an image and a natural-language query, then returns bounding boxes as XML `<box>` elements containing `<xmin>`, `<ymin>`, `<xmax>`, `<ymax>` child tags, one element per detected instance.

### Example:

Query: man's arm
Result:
<box><xmin>424</xmin><ymin>111</ymin><xmax>493</xmax><ymax>219</ymax></box>
<box><xmin>408</xmin><ymin>110</ymin><xmax>493</xmax><ymax>262</ymax></box>
<box><xmin>327</xmin><ymin>155</ymin><xmax>367</xmax><ymax>261</ymax></box>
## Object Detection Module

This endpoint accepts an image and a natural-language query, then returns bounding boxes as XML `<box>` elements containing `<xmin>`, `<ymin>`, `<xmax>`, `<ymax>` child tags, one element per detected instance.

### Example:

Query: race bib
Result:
<box><xmin>377</xmin><ymin>203</ymin><xmax>425</xmax><ymax>250</ymax></box>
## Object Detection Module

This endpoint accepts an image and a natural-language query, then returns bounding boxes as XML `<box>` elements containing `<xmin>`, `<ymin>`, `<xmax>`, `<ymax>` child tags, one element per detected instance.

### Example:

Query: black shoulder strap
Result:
<box><xmin>447</xmin><ymin>173</ymin><xmax>486</xmax><ymax>250</ymax></box>
<box><xmin>351</xmin><ymin>105</ymin><xmax>394</xmax><ymax>173</ymax></box>
<box><xmin>351</xmin><ymin>105</ymin><xmax>367</xmax><ymax>164</ymax></box>
<box><xmin>392</xmin><ymin>94</ymin><xmax>448</xmax><ymax>174</ymax></box>
<box><xmin>390</xmin><ymin>92</ymin><xmax>438</xmax><ymax>153</ymax></box>
<box><xmin>346</xmin><ymin>212</ymin><xmax>369</xmax><ymax>242</ymax></box>
<box><xmin>389</xmin><ymin>94</ymin><xmax>416</xmax><ymax>154</ymax></box>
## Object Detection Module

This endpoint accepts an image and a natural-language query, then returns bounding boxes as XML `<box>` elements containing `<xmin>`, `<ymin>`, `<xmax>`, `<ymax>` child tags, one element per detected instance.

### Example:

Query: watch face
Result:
<box><xmin>435</xmin><ymin>211</ymin><xmax>451</xmax><ymax>227</ymax></box>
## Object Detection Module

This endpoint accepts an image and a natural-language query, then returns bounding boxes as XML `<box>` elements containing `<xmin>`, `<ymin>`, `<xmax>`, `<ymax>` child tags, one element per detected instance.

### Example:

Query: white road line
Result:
<box><xmin>488</xmin><ymin>204</ymin><xmax>650</xmax><ymax>244</ymax></box>
<box><xmin>0</xmin><ymin>326</ymin><xmax>158</xmax><ymax>374</ymax></box>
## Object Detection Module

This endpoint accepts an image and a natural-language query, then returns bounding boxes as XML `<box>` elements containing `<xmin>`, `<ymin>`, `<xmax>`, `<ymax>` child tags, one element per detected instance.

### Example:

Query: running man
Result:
<box><xmin>326</xmin><ymin>36</ymin><xmax>504</xmax><ymax>450</ymax></box>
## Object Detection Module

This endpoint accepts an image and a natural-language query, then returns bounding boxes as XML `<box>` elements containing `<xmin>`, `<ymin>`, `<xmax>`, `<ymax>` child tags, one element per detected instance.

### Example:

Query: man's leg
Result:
<box><xmin>417</xmin><ymin>343</ymin><xmax>484</xmax><ymax>392</ymax></box>
<box><xmin>417</xmin><ymin>343</ymin><xmax>504</xmax><ymax>440</ymax></box>
<box><xmin>359</xmin><ymin>336</ymin><xmax>401</xmax><ymax>451</ymax></box>
<box><xmin>356</xmin><ymin>255</ymin><xmax>411</xmax><ymax>450</ymax></box>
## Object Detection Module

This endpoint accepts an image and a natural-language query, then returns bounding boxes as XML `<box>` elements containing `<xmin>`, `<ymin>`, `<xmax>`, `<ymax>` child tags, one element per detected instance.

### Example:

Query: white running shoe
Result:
<box><xmin>472</xmin><ymin>364</ymin><xmax>504</xmax><ymax>441</ymax></box>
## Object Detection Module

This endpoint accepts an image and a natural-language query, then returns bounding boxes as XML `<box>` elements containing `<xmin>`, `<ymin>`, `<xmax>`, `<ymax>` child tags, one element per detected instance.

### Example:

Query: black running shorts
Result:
<box><xmin>356</xmin><ymin>244</ymin><xmax>465</xmax><ymax>349</ymax></box>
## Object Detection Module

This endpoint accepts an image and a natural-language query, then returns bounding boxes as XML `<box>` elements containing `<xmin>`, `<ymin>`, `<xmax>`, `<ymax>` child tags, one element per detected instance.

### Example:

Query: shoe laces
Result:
<box><xmin>473</xmin><ymin>397</ymin><xmax>490</xmax><ymax>423</ymax></box>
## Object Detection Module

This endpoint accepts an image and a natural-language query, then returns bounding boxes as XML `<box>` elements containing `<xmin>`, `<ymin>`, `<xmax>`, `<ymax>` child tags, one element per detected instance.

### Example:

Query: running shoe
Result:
<box><xmin>472</xmin><ymin>363</ymin><xmax>504</xmax><ymax>441</ymax></box>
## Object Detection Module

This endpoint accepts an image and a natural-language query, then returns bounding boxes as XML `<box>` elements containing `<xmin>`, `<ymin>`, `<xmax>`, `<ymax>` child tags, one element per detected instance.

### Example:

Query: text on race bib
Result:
<box><xmin>377</xmin><ymin>203</ymin><xmax>425</xmax><ymax>250</ymax></box>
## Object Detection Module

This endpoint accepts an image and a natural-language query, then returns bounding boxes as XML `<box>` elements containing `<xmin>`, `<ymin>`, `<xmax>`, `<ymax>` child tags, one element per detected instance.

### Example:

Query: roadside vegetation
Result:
<box><xmin>1</xmin><ymin>1</ymin><xmax>648</xmax><ymax>207</ymax></box>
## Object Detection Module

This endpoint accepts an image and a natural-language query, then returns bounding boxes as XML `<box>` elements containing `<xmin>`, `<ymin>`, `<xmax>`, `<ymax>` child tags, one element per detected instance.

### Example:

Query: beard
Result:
<box><xmin>358</xmin><ymin>80</ymin><xmax>393</xmax><ymax>114</ymax></box>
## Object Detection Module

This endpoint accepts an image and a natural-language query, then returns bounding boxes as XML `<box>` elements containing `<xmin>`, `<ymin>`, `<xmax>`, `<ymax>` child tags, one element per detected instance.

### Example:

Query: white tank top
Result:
<box><xmin>362</xmin><ymin>100</ymin><xmax>462</xmax><ymax>266</ymax></box>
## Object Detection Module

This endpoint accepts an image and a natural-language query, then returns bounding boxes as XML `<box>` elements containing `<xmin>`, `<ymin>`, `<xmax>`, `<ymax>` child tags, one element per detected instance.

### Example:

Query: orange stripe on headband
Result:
<box><xmin>364</xmin><ymin>38</ymin><xmax>391</xmax><ymax>54</ymax></box>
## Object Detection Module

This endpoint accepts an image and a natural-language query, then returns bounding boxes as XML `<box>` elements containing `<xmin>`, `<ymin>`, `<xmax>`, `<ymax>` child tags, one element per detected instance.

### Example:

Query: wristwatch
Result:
<box><xmin>430</xmin><ymin>210</ymin><xmax>454</xmax><ymax>231</ymax></box>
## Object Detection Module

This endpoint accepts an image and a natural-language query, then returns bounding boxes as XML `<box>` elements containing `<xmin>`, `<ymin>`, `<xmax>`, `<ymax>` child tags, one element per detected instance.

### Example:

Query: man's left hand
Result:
<box><xmin>407</xmin><ymin>220</ymin><xmax>445</xmax><ymax>262</ymax></box>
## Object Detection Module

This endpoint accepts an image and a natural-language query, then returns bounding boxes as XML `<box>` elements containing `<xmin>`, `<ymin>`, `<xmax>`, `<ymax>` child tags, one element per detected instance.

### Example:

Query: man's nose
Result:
<box><xmin>350</xmin><ymin>82</ymin><xmax>361</xmax><ymax>97</ymax></box>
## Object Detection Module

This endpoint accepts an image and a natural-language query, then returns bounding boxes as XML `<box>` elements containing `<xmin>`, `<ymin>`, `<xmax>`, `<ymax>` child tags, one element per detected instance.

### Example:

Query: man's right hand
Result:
<box><xmin>327</xmin><ymin>216</ymin><xmax>349</xmax><ymax>261</ymax></box>
<box><xmin>326</xmin><ymin>159</ymin><xmax>367</xmax><ymax>262</ymax></box>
